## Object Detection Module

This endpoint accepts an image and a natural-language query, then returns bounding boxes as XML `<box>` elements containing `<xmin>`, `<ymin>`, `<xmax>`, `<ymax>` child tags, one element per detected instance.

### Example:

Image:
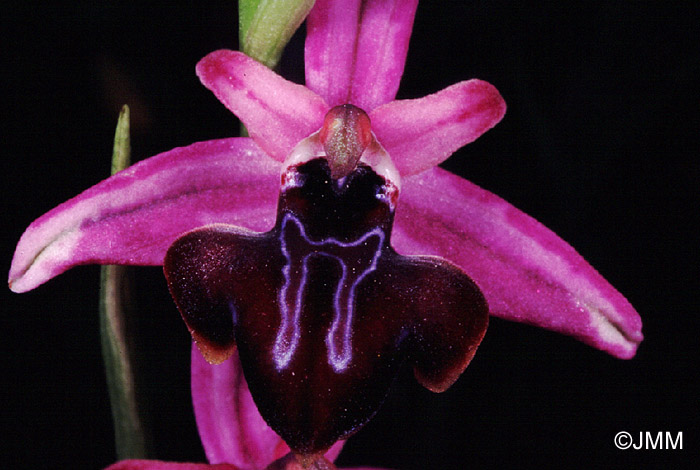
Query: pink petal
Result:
<box><xmin>305</xmin><ymin>0</ymin><xmax>417</xmax><ymax>110</ymax></box>
<box><xmin>9</xmin><ymin>138</ymin><xmax>279</xmax><ymax>293</ymax></box>
<box><xmin>392</xmin><ymin>167</ymin><xmax>643</xmax><ymax>359</ymax></box>
<box><xmin>197</xmin><ymin>50</ymin><xmax>328</xmax><ymax>162</ymax></box>
<box><xmin>104</xmin><ymin>461</ymin><xmax>238</xmax><ymax>470</ymax></box>
<box><xmin>370</xmin><ymin>80</ymin><xmax>506</xmax><ymax>176</ymax></box>
<box><xmin>192</xmin><ymin>346</ymin><xmax>345</xmax><ymax>467</ymax></box>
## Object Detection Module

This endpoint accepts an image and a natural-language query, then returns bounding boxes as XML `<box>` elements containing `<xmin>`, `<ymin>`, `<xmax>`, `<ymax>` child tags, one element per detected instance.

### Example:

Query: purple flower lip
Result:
<box><xmin>164</xmin><ymin>154</ymin><xmax>489</xmax><ymax>454</ymax></box>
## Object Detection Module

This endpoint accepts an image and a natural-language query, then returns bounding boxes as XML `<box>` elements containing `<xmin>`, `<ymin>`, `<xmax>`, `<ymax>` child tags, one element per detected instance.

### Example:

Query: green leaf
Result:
<box><xmin>239</xmin><ymin>0</ymin><xmax>315</xmax><ymax>69</ymax></box>
<box><xmin>100</xmin><ymin>105</ymin><xmax>152</xmax><ymax>459</ymax></box>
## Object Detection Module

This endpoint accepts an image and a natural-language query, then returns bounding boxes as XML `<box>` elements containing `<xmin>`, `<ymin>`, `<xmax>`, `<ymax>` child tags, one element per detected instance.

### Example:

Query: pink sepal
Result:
<box><xmin>305</xmin><ymin>0</ymin><xmax>417</xmax><ymax>110</ymax></box>
<box><xmin>392</xmin><ymin>167</ymin><xmax>643</xmax><ymax>358</ymax></box>
<box><xmin>9</xmin><ymin>138</ymin><xmax>279</xmax><ymax>293</ymax></box>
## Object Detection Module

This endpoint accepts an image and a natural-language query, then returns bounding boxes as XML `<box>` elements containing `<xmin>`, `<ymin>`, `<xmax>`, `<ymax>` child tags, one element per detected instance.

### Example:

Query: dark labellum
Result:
<box><xmin>164</xmin><ymin>157</ymin><xmax>488</xmax><ymax>455</ymax></box>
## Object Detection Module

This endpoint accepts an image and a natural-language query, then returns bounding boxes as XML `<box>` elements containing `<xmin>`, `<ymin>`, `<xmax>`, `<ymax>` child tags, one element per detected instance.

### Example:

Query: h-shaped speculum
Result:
<box><xmin>274</xmin><ymin>213</ymin><xmax>384</xmax><ymax>372</ymax></box>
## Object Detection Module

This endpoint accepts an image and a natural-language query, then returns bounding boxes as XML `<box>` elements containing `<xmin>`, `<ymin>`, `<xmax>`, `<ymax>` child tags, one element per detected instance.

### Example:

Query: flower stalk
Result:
<box><xmin>99</xmin><ymin>105</ymin><xmax>152</xmax><ymax>459</ymax></box>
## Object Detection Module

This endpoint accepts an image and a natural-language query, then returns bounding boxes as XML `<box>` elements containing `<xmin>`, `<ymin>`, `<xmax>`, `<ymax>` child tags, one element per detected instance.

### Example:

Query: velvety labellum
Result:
<box><xmin>164</xmin><ymin>158</ymin><xmax>489</xmax><ymax>455</ymax></box>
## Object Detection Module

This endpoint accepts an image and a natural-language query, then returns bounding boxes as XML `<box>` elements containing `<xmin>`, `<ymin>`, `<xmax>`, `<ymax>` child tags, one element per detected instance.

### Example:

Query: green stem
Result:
<box><xmin>99</xmin><ymin>105</ymin><xmax>152</xmax><ymax>459</ymax></box>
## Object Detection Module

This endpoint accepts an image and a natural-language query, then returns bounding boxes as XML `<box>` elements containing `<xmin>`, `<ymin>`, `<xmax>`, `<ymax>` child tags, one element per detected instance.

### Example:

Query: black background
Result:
<box><xmin>3</xmin><ymin>2</ymin><xmax>698</xmax><ymax>469</ymax></box>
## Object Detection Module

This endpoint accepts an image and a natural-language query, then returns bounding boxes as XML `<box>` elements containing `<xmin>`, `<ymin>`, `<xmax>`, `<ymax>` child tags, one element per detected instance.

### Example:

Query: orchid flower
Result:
<box><xmin>9</xmin><ymin>0</ymin><xmax>642</xmax><ymax>468</ymax></box>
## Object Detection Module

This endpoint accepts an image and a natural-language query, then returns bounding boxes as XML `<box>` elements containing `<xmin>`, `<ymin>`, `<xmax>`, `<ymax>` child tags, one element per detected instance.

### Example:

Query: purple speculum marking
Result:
<box><xmin>274</xmin><ymin>213</ymin><xmax>384</xmax><ymax>372</ymax></box>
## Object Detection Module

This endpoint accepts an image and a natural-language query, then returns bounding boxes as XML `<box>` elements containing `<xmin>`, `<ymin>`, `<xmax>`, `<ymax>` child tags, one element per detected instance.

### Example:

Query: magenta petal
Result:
<box><xmin>192</xmin><ymin>345</ymin><xmax>344</xmax><ymax>467</ymax></box>
<box><xmin>9</xmin><ymin>138</ymin><xmax>279</xmax><ymax>293</ymax></box>
<box><xmin>370</xmin><ymin>80</ymin><xmax>506</xmax><ymax>176</ymax></box>
<box><xmin>305</xmin><ymin>0</ymin><xmax>417</xmax><ymax>110</ymax></box>
<box><xmin>105</xmin><ymin>461</ymin><xmax>238</xmax><ymax>470</ymax></box>
<box><xmin>197</xmin><ymin>50</ymin><xmax>328</xmax><ymax>162</ymax></box>
<box><xmin>392</xmin><ymin>168</ymin><xmax>643</xmax><ymax>359</ymax></box>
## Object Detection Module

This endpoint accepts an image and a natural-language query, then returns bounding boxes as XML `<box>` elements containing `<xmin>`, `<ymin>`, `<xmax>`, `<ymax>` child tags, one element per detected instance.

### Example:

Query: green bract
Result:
<box><xmin>239</xmin><ymin>0</ymin><xmax>315</xmax><ymax>68</ymax></box>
